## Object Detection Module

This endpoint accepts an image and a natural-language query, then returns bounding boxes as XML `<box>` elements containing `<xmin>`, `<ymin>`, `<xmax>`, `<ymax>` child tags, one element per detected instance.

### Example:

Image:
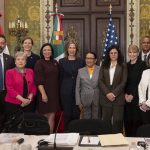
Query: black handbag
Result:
<box><xmin>3</xmin><ymin>109</ymin><xmax>50</xmax><ymax>135</ymax></box>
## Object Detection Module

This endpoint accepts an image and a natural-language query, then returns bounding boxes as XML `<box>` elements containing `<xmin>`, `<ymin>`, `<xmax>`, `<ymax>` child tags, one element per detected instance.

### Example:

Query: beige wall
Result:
<box><xmin>140</xmin><ymin>0</ymin><xmax>150</xmax><ymax>38</ymax></box>
<box><xmin>4</xmin><ymin>0</ymin><xmax>40</xmax><ymax>55</ymax></box>
<box><xmin>0</xmin><ymin>0</ymin><xmax>4</xmax><ymax>31</ymax></box>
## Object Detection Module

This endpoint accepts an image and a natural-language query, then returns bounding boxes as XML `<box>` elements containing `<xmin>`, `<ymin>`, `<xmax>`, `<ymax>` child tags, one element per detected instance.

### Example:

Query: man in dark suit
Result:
<box><xmin>139</xmin><ymin>36</ymin><xmax>150</xmax><ymax>62</ymax></box>
<box><xmin>0</xmin><ymin>34</ymin><xmax>15</xmax><ymax>115</ymax></box>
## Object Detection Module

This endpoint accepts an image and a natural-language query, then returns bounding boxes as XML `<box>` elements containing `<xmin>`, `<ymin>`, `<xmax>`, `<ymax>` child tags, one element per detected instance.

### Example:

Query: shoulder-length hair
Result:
<box><xmin>40</xmin><ymin>43</ymin><xmax>54</xmax><ymax>60</ymax></box>
<box><xmin>102</xmin><ymin>44</ymin><xmax>124</xmax><ymax>68</ymax></box>
<box><xmin>64</xmin><ymin>39</ymin><xmax>79</xmax><ymax>58</ymax></box>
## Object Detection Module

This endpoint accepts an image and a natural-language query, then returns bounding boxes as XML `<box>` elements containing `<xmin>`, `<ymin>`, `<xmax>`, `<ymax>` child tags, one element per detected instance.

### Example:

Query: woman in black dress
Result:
<box><xmin>34</xmin><ymin>43</ymin><xmax>60</xmax><ymax>133</ymax></box>
<box><xmin>59</xmin><ymin>39</ymin><xmax>85</xmax><ymax>131</ymax></box>
<box><xmin>124</xmin><ymin>45</ymin><xmax>147</xmax><ymax>137</ymax></box>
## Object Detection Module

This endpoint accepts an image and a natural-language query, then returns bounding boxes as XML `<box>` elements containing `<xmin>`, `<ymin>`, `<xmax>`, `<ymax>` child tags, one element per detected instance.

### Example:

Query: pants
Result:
<box><xmin>82</xmin><ymin>100</ymin><xmax>99</xmax><ymax>119</ymax></box>
<box><xmin>0</xmin><ymin>90</ymin><xmax>6</xmax><ymax>114</ymax></box>
<box><xmin>61</xmin><ymin>94</ymin><xmax>80</xmax><ymax>131</ymax></box>
<box><xmin>101</xmin><ymin>105</ymin><xmax>124</xmax><ymax>133</ymax></box>
<box><xmin>140</xmin><ymin>110</ymin><xmax>150</xmax><ymax>124</ymax></box>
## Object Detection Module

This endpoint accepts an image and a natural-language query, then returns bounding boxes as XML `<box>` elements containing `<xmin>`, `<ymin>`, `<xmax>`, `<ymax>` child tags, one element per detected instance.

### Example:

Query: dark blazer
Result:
<box><xmin>26</xmin><ymin>52</ymin><xmax>40</xmax><ymax>70</ymax></box>
<box><xmin>3</xmin><ymin>53</ymin><xmax>15</xmax><ymax>88</ymax></box>
<box><xmin>99</xmin><ymin>63</ymin><xmax>127</xmax><ymax>106</ymax></box>
<box><xmin>138</xmin><ymin>51</ymin><xmax>150</xmax><ymax>62</ymax></box>
<box><xmin>125</xmin><ymin>59</ymin><xmax>147</xmax><ymax>104</ymax></box>
<box><xmin>59</xmin><ymin>57</ymin><xmax>85</xmax><ymax>95</ymax></box>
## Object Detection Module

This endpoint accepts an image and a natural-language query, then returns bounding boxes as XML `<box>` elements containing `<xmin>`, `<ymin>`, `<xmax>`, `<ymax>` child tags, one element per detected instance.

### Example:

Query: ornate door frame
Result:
<box><xmin>40</xmin><ymin>0</ymin><xmax>140</xmax><ymax>59</ymax></box>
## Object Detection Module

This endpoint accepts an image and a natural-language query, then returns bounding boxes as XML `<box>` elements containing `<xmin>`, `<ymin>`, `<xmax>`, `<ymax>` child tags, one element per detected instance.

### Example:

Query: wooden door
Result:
<box><xmin>58</xmin><ymin>0</ymin><xmax>126</xmax><ymax>61</ymax></box>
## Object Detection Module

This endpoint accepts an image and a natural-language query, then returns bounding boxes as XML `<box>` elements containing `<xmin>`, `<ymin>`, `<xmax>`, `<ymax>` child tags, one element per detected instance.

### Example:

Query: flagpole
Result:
<box><xmin>55</xmin><ymin>2</ymin><xmax>58</xmax><ymax>14</ymax></box>
<box><xmin>109</xmin><ymin>4</ymin><xmax>112</xmax><ymax>14</ymax></box>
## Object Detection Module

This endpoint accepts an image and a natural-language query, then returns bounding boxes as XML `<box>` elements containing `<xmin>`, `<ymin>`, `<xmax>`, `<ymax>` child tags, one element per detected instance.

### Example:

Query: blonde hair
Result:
<box><xmin>15</xmin><ymin>51</ymin><xmax>27</xmax><ymax>60</ymax></box>
<box><xmin>128</xmin><ymin>45</ymin><xmax>139</xmax><ymax>53</ymax></box>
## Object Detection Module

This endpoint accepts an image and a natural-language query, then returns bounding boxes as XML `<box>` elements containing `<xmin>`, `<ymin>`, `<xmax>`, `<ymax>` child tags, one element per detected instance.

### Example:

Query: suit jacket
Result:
<box><xmin>5</xmin><ymin>68</ymin><xmax>37</xmax><ymax>105</ymax></box>
<box><xmin>99</xmin><ymin>63</ymin><xmax>127</xmax><ymax>106</ymax></box>
<box><xmin>138</xmin><ymin>51</ymin><xmax>150</xmax><ymax>62</ymax></box>
<box><xmin>76</xmin><ymin>65</ymin><xmax>100</xmax><ymax>106</ymax></box>
<box><xmin>3</xmin><ymin>53</ymin><xmax>15</xmax><ymax>88</ymax></box>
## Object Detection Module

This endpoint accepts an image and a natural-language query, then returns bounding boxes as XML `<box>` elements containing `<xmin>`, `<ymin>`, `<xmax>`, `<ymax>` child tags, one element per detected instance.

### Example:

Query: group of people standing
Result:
<box><xmin>0</xmin><ymin>34</ymin><xmax>150</xmax><ymax>136</ymax></box>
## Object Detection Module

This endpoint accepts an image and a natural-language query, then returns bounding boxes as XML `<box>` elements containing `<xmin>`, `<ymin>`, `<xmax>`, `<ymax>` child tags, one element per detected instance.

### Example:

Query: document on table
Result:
<box><xmin>98</xmin><ymin>133</ymin><xmax>129</xmax><ymax>146</ymax></box>
<box><xmin>44</xmin><ymin>133</ymin><xmax>79</xmax><ymax>146</ymax></box>
<box><xmin>0</xmin><ymin>133</ymin><xmax>24</xmax><ymax>144</ymax></box>
<box><xmin>80</xmin><ymin>136</ymin><xmax>99</xmax><ymax>145</ymax></box>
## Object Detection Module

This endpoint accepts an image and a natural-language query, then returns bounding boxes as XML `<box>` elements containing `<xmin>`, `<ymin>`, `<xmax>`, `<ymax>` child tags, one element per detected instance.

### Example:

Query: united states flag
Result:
<box><xmin>103</xmin><ymin>13</ymin><xmax>118</xmax><ymax>59</ymax></box>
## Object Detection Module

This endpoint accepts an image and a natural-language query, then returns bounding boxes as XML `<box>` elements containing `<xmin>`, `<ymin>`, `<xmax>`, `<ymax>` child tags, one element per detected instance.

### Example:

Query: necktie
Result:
<box><xmin>144</xmin><ymin>54</ymin><xmax>147</xmax><ymax>62</ymax></box>
<box><xmin>0</xmin><ymin>56</ymin><xmax>3</xmax><ymax>91</ymax></box>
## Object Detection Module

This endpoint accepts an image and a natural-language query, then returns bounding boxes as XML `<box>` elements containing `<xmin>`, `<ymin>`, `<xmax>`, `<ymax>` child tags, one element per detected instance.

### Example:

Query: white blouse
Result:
<box><xmin>138</xmin><ymin>69</ymin><xmax>150</xmax><ymax>107</ymax></box>
<box><xmin>109</xmin><ymin>63</ymin><xmax>117</xmax><ymax>85</ymax></box>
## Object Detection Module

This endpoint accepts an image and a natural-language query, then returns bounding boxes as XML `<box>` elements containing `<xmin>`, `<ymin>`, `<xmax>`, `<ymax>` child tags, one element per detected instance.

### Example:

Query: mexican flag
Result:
<box><xmin>50</xmin><ymin>13</ymin><xmax>64</xmax><ymax>61</ymax></box>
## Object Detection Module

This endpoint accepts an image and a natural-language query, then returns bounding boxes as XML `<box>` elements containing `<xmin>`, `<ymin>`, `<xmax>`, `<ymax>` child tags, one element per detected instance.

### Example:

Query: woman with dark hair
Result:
<box><xmin>99</xmin><ymin>45</ymin><xmax>127</xmax><ymax>133</ymax></box>
<box><xmin>59</xmin><ymin>39</ymin><xmax>85</xmax><ymax>131</ymax></box>
<box><xmin>34</xmin><ymin>43</ymin><xmax>60</xmax><ymax>133</ymax></box>
<box><xmin>76</xmin><ymin>52</ymin><xmax>100</xmax><ymax>119</ymax></box>
<box><xmin>22</xmin><ymin>36</ymin><xmax>40</xmax><ymax>70</ymax></box>
<box><xmin>124</xmin><ymin>45</ymin><xmax>147</xmax><ymax>137</ymax></box>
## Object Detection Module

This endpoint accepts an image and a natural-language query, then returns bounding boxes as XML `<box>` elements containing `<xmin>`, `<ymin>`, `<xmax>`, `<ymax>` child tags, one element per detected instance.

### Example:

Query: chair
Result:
<box><xmin>136</xmin><ymin>124</ymin><xmax>150</xmax><ymax>137</ymax></box>
<box><xmin>67</xmin><ymin>119</ymin><xmax>112</xmax><ymax>135</ymax></box>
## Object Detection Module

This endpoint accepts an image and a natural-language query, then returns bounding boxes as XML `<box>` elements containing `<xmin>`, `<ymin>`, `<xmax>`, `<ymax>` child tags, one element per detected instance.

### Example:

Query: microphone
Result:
<box><xmin>53</xmin><ymin>111</ymin><xmax>63</xmax><ymax>149</ymax></box>
<box><xmin>53</xmin><ymin>111</ymin><xmax>73</xmax><ymax>150</ymax></box>
<box><xmin>38</xmin><ymin>112</ymin><xmax>73</xmax><ymax>150</ymax></box>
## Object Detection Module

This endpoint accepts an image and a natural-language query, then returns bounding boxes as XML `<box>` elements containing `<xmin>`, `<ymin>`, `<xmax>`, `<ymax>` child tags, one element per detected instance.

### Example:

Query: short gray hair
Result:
<box><xmin>15</xmin><ymin>51</ymin><xmax>27</xmax><ymax>60</ymax></box>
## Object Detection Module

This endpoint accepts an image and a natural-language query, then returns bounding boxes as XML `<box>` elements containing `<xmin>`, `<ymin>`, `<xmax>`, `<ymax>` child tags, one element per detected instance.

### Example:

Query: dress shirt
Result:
<box><xmin>109</xmin><ymin>63</ymin><xmax>116</xmax><ymax>85</ymax></box>
<box><xmin>141</xmin><ymin>51</ymin><xmax>150</xmax><ymax>61</ymax></box>
<box><xmin>0</xmin><ymin>53</ymin><xmax>4</xmax><ymax>90</ymax></box>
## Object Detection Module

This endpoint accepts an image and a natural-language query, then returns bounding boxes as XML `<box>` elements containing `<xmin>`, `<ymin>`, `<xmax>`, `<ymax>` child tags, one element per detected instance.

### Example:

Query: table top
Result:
<box><xmin>0</xmin><ymin>134</ymin><xmax>148</xmax><ymax>150</ymax></box>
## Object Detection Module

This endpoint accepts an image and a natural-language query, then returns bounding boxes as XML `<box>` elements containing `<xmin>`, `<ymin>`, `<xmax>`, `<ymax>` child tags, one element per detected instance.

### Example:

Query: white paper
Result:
<box><xmin>98</xmin><ymin>133</ymin><xmax>129</xmax><ymax>146</ymax></box>
<box><xmin>0</xmin><ymin>133</ymin><xmax>24</xmax><ymax>144</ymax></box>
<box><xmin>81</xmin><ymin>136</ymin><xmax>99</xmax><ymax>145</ymax></box>
<box><xmin>45</xmin><ymin>133</ymin><xmax>79</xmax><ymax>146</ymax></box>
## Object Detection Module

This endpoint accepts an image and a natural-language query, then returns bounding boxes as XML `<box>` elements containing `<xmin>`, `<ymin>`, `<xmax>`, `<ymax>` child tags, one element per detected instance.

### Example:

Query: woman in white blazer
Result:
<box><xmin>76</xmin><ymin>52</ymin><xmax>100</xmax><ymax>119</ymax></box>
<box><xmin>138</xmin><ymin>54</ymin><xmax>150</xmax><ymax>124</ymax></box>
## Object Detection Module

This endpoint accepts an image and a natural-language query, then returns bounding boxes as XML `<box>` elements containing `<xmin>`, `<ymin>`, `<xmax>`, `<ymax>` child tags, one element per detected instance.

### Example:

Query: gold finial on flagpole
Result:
<box><xmin>109</xmin><ymin>4</ymin><xmax>112</xmax><ymax>14</ymax></box>
<box><xmin>55</xmin><ymin>2</ymin><xmax>58</xmax><ymax>13</ymax></box>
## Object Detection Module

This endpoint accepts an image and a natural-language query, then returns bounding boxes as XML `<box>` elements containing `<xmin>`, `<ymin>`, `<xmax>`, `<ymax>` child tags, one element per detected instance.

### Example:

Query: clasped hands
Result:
<box><xmin>21</xmin><ymin>94</ymin><xmax>33</xmax><ymax>107</ymax></box>
<box><xmin>139</xmin><ymin>101</ymin><xmax>150</xmax><ymax>112</ymax></box>
<box><xmin>21</xmin><ymin>97</ymin><xmax>31</xmax><ymax>107</ymax></box>
<box><xmin>125</xmin><ymin>94</ymin><xmax>133</xmax><ymax>103</ymax></box>
<box><xmin>106</xmin><ymin>92</ymin><xmax>116</xmax><ymax>101</ymax></box>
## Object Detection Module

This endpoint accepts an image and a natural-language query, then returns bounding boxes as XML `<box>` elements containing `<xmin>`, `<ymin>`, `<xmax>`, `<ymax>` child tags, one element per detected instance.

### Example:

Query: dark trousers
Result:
<box><xmin>5</xmin><ymin>101</ymin><xmax>35</xmax><ymax>118</ymax></box>
<box><xmin>61</xmin><ymin>94</ymin><xmax>80</xmax><ymax>131</ymax></box>
<box><xmin>0</xmin><ymin>90</ymin><xmax>6</xmax><ymax>132</ymax></box>
<box><xmin>140</xmin><ymin>110</ymin><xmax>150</xmax><ymax>124</ymax></box>
<box><xmin>0</xmin><ymin>90</ymin><xmax>6</xmax><ymax>114</ymax></box>
<box><xmin>101</xmin><ymin>105</ymin><xmax>124</xmax><ymax>133</ymax></box>
<box><xmin>124</xmin><ymin>120</ymin><xmax>142</xmax><ymax>137</ymax></box>
<box><xmin>124</xmin><ymin>102</ymin><xmax>142</xmax><ymax>137</ymax></box>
